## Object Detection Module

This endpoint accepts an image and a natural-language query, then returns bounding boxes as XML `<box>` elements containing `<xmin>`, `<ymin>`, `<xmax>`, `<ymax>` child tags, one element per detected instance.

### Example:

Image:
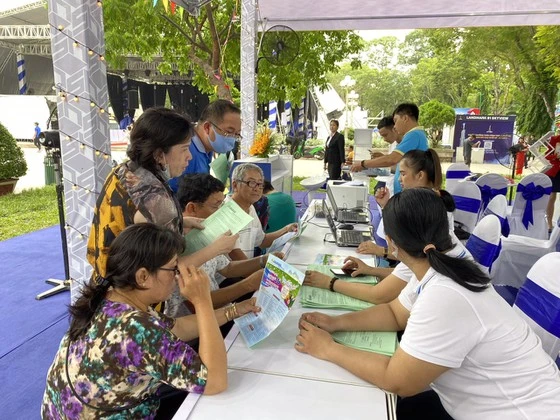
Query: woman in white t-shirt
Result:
<box><xmin>296</xmin><ymin>188</ymin><xmax>560</xmax><ymax>420</ymax></box>
<box><xmin>304</xmin><ymin>149</ymin><xmax>460</xmax><ymax>305</ymax></box>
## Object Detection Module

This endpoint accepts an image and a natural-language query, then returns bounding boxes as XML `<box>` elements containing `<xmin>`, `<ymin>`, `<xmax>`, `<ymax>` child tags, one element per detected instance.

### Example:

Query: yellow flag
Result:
<box><xmin>162</xmin><ymin>0</ymin><xmax>169</xmax><ymax>12</ymax></box>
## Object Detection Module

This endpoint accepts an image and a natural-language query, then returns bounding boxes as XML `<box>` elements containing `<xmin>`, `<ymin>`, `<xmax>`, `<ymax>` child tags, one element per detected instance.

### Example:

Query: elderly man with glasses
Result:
<box><xmin>169</xmin><ymin>99</ymin><xmax>242</xmax><ymax>192</ymax></box>
<box><xmin>225</xmin><ymin>163</ymin><xmax>298</xmax><ymax>260</ymax></box>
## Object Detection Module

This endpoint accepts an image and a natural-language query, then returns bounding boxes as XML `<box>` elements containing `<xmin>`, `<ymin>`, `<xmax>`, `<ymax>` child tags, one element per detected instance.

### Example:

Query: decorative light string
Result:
<box><xmin>65</xmin><ymin>223</ymin><xmax>89</xmax><ymax>240</ymax></box>
<box><xmin>63</xmin><ymin>177</ymin><xmax>100</xmax><ymax>196</ymax></box>
<box><xmin>58</xmin><ymin>129</ymin><xmax>111</xmax><ymax>160</ymax></box>
<box><xmin>55</xmin><ymin>84</ymin><xmax>110</xmax><ymax>117</ymax></box>
<box><xmin>50</xmin><ymin>22</ymin><xmax>106</xmax><ymax>62</ymax></box>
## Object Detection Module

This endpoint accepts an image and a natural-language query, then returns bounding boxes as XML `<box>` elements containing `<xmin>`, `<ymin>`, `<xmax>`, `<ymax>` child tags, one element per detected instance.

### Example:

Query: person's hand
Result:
<box><xmin>343</xmin><ymin>256</ymin><xmax>371</xmax><ymax>277</ymax></box>
<box><xmin>210</xmin><ymin>230</ymin><xmax>239</xmax><ymax>255</ymax></box>
<box><xmin>356</xmin><ymin>241</ymin><xmax>383</xmax><ymax>256</ymax></box>
<box><xmin>183</xmin><ymin>217</ymin><xmax>205</xmax><ymax>234</ymax></box>
<box><xmin>299</xmin><ymin>312</ymin><xmax>338</xmax><ymax>333</ymax></box>
<box><xmin>234</xmin><ymin>297</ymin><xmax>261</xmax><ymax>318</ymax></box>
<box><xmin>375</xmin><ymin>187</ymin><xmax>390</xmax><ymax>209</ymax></box>
<box><xmin>246</xmin><ymin>268</ymin><xmax>264</xmax><ymax>291</ymax></box>
<box><xmin>284</xmin><ymin>223</ymin><xmax>298</xmax><ymax>234</ymax></box>
<box><xmin>271</xmin><ymin>251</ymin><xmax>285</xmax><ymax>260</ymax></box>
<box><xmin>295</xmin><ymin>318</ymin><xmax>335</xmax><ymax>360</ymax></box>
<box><xmin>303</xmin><ymin>270</ymin><xmax>331</xmax><ymax>290</ymax></box>
<box><xmin>176</xmin><ymin>264</ymin><xmax>211</xmax><ymax>305</ymax></box>
<box><xmin>350</xmin><ymin>161</ymin><xmax>364</xmax><ymax>172</ymax></box>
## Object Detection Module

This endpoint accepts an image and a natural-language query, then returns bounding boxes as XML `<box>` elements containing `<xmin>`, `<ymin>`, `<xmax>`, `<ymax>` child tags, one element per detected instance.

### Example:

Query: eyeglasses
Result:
<box><xmin>159</xmin><ymin>265</ymin><xmax>180</xmax><ymax>276</ymax></box>
<box><xmin>237</xmin><ymin>180</ymin><xmax>265</xmax><ymax>189</ymax></box>
<box><xmin>209</xmin><ymin>121</ymin><xmax>242</xmax><ymax>141</ymax></box>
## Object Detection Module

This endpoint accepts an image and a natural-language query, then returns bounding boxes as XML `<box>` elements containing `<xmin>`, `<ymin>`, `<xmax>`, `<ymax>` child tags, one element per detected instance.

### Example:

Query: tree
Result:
<box><xmin>0</xmin><ymin>122</ymin><xmax>27</xmax><ymax>181</ymax></box>
<box><xmin>102</xmin><ymin>0</ymin><xmax>363</xmax><ymax>102</ymax></box>
<box><xmin>418</xmin><ymin>100</ymin><xmax>456</xmax><ymax>148</ymax></box>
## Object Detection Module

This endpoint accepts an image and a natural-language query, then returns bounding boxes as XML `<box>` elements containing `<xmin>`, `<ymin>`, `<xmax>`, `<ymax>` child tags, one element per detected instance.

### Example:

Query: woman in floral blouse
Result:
<box><xmin>42</xmin><ymin>223</ymin><xmax>259</xmax><ymax>418</ymax></box>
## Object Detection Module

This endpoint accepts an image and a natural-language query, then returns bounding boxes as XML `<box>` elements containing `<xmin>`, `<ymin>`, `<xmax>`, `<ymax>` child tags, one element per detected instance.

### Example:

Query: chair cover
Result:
<box><xmin>492</xmin><ymin>222</ymin><xmax>560</xmax><ymax>288</ymax></box>
<box><xmin>482</xmin><ymin>195</ymin><xmax>510</xmax><ymax>237</ymax></box>
<box><xmin>445</xmin><ymin>163</ymin><xmax>471</xmax><ymax>194</ymax></box>
<box><xmin>513</xmin><ymin>252</ymin><xmax>560</xmax><ymax>359</ymax></box>
<box><xmin>465</xmin><ymin>215</ymin><xmax>502</xmax><ymax>274</ymax></box>
<box><xmin>508</xmin><ymin>173</ymin><xmax>552</xmax><ymax>239</ymax></box>
<box><xmin>475</xmin><ymin>173</ymin><xmax>508</xmax><ymax>215</ymax></box>
<box><xmin>452</xmin><ymin>181</ymin><xmax>481</xmax><ymax>234</ymax></box>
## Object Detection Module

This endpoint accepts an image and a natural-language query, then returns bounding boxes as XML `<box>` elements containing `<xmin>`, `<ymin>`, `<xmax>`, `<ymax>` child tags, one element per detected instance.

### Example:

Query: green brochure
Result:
<box><xmin>300</xmin><ymin>286</ymin><xmax>373</xmax><ymax>311</ymax></box>
<box><xmin>332</xmin><ymin>330</ymin><xmax>398</xmax><ymax>357</ymax></box>
<box><xmin>183</xmin><ymin>200</ymin><xmax>253</xmax><ymax>255</ymax></box>
<box><xmin>306</xmin><ymin>264</ymin><xmax>379</xmax><ymax>285</ymax></box>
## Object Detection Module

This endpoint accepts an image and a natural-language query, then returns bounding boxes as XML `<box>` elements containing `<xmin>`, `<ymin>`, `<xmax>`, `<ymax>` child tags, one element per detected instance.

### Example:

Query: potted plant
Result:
<box><xmin>0</xmin><ymin>122</ymin><xmax>28</xmax><ymax>196</ymax></box>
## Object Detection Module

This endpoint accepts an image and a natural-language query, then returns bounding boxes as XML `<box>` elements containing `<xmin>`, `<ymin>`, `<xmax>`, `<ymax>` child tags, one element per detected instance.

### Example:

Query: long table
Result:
<box><xmin>173</xmin><ymin>202</ymin><xmax>396</xmax><ymax>419</ymax></box>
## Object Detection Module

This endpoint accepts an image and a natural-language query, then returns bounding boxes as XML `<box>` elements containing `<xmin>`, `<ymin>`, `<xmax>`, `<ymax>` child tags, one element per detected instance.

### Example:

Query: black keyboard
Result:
<box><xmin>339</xmin><ymin>230</ymin><xmax>364</xmax><ymax>244</ymax></box>
<box><xmin>339</xmin><ymin>210</ymin><xmax>367</xmax><ymax>223</ymax></box>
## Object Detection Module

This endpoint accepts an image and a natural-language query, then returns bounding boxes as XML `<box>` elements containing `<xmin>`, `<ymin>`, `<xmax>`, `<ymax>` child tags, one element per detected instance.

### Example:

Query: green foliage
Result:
<box><xmin>0</xmin><ymin>185</ymin><xmax>57</xmax><ymax>240</ymax></box>
<box><xmin>102</xmin><ymin>0</ymin><xmax>363</xmax><ymax>102</ymax></box>
<box><xmin>419</xmin><ymin>100</ymin><xmax>456</xmax><ymax>147</ymax></box>
<box><xmin>0</xmin><ymin>123</ymin><xmax>27</xmax><ymax>180</ymax></box>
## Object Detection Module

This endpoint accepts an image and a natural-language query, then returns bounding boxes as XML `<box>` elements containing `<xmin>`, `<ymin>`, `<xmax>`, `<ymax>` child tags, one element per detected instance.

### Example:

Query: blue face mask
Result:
<box><xmin>210</xmin><ymin>127</ymin><xmax>236</xmax><ymax>154</ymax></box>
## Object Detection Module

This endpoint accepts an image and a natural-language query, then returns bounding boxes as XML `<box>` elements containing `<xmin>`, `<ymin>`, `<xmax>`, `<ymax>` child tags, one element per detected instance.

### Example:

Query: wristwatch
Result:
<box><xmin>361</xmin><ymin>160</ymin><xmax>367</xmax><ymax>169</ymax></box>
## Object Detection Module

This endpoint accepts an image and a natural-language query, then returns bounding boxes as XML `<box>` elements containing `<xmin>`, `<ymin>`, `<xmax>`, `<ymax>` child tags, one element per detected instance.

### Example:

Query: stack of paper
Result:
<box><xmin>313</xmin><ymin>253</ymin><xmax>376</xmax><ymax>268</ymax></box>
<box><xmin>300</xmin><ymin>286</ymin><xmax>373</xmax><ymax>311</ymax></box>
<box><xmin>306</xmin><ymin>264</ymin><xmax>378</xmax><ymax>285</ymax></box>
<box><xmin>332</xmin><ymin>330</ymin><xmax>398</xmax><ymax>357</ymax></box>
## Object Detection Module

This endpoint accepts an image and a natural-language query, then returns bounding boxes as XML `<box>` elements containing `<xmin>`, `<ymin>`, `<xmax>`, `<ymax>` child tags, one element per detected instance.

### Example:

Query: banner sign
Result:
<box><xmin>453</xmin><ymin>115</ymin><xmax>516</xmax><ymax>164</ymax></box>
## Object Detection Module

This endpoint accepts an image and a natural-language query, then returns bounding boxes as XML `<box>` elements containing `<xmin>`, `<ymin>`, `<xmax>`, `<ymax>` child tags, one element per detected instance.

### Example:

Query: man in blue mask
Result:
<box><xmin>169</xmin><ymin>99</ymin><xmax>241</xmax><ymax>192</ymax></box>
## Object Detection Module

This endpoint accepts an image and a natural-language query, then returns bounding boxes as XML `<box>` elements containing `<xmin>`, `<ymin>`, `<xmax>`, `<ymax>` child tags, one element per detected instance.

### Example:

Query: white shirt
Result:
<box><xmin>225</xmin><ymin>196</ymin><xmax>265</xmax><ymax>258</ymax></box>
<box><xmin>394</xmin><ymin>240</ymin><xmax>470</xmax><ymax>298</ymax></box>
<box><xmin>399</xmin><ymin>268</ymin><xmax>560</xmax><ymax>419</ymax></box>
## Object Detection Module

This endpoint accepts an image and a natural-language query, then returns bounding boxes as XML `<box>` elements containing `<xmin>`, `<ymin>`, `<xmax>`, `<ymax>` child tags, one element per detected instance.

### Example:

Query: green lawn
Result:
<box><xmin>0</xmin><ymin>185</ymin><xmax>58</xmax><ymax>241</ymax></box>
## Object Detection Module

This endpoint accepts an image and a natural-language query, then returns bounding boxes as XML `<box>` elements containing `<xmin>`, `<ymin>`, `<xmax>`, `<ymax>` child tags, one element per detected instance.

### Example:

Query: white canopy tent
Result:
<box><xmin>239</xmin><ymin>0</ymin><xmax>560</xmax><ymax>154</ymax></box>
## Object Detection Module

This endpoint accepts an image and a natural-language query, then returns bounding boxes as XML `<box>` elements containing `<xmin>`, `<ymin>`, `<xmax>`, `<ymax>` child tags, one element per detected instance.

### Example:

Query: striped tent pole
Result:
<box><xmin>16</xmin><ymin>53</ymin><xmax>27</xmax><ymax>95</ymax></box>
<box><xmin>268</xmin><ymin>101</ymin><xmax>277</xmax><ymax>129</ymax></box>
<box><xmin>284</xmin><ymin>101</ymin><xmax>292</xmax><ymax>135</ymax></box>
<box><xmin>297</xmin><ymin>98</ymin><xmax>305</xmax><ymax>133</ymax></box>
<box><xmin>122</xmin><ymin>74</ymin><xmax>128</xmax><ymax>111</ymax></box>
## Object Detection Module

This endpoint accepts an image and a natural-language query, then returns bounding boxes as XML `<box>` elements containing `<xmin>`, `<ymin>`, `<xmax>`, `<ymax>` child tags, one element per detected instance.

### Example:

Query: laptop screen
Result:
<box><xmin>326</xmin><ymin>186</ymin><xmax>339</xmax><ymax>214</ymax></box>
<box><xmin>322</xmin><ymin>199</ymin><xmax>337</xmax><ymax>238</ymax></box>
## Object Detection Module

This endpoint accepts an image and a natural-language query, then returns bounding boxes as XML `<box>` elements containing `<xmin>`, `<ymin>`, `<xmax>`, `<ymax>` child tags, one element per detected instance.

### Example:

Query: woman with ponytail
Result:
<box><xmin>296</xmin><ymin>189</ymin><xmax>560</xmax><ymax>419</ymax></box>
<box><xmin>43</xmin><ymin>224</ymin><xmax>259</xmax><ymax>418</ymax></box>
<box><xmin>304</xmin><ymin>148</ymin><xmax>466</xmax><ymax>305</ymax></box>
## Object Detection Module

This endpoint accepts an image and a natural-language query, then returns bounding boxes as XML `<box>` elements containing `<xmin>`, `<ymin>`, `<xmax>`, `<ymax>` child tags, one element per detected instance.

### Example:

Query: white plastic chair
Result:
<box><xmin>508</xmin><ymin>173</ymin><xmax>552</xmax><ymax>239</ymax></box>
<box><xmin>513</xmin><ymin>252</ymin><xmax>560</xmax><ymax>360</ymax></box>
<box><xmin>445</xmin><ymin>163</ymin><xmax>471</xmax><ymax>194</ymax></box>
<box><xmin>482</xmin><ymin>195</ymin><xmax>510</xmax><ymax>237</ymax></box>
<box><xmin>465</xmin><ymin>215</ymin><xmax>502</xmax><ymax>274</ymax></box>
<box><xmin>492</xmin><ymin>221</ymin><xmax>560</xmax><ymax>288</ymax></box>
<box><xmin>452</xmin><ymin>181</ymin><xmax>481</xmax><ymax>234</ymax></box>
<box><xmin>475</xmin><ymin>173</ymin><xmax>509</xmax><ymax>216</ymax></box>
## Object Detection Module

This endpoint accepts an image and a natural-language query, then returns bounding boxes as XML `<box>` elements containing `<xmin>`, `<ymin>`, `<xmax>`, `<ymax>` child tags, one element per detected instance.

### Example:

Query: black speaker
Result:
<box><xmin>39</xmin><ymin>130</ymin><xmax>61</xmax><ymax>149</ymax></box>
<box><xmin>127</xmin><ymin>89</ymin><xmax>139</xmax><ymax>109</ymax></box>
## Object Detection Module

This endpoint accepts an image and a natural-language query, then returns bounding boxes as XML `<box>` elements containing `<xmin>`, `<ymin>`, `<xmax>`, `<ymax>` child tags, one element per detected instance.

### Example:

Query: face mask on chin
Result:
<box><xmin>210</xmin><ymin>127</ymin><xmax>236</xmax><ymax>154</ymax></box>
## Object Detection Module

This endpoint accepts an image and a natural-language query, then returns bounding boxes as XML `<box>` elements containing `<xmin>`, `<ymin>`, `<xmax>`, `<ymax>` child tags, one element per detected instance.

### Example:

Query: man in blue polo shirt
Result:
<box><xmin>351</xmin><ymin>103</ymin><xmax>428</xmax><ymax>193</ymax></box>
<box><xmin>168</xmin><ymin>99</ymin><xmax>241</xmax><ymax>192</ymax></box>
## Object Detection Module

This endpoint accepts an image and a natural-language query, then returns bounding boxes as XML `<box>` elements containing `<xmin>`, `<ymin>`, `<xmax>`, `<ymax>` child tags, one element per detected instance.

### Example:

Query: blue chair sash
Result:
<box><xmin>515</xmin><ymin>279</ymin><xmax>560</xmax><ymax>337</ymax></box>
<box><xmin>478</xmin><ymin>185</ymin><xmax>507</xmax><ymax>210</ymax></box>
<box><xmin>485</xmin><ymin>209</ymin><xmax>510</xmax><ymax>237</ymax></box>
<box><xmin>517</xmin><ymin>182</ymin><xmax>552</xmax><ymax>229</ymax></box>
<box><xmin>453</xmin><ymin>195</ymin><xmax>481</xmax><ymax>214</ymax></box>
<box><xmin>466</xmin><ymin>234</ymin><xmax>501</xmax><ymax>271</ymax></box>
<box><xmin>447</xmin><ymin>170</ymin><xmax>471</xmax><ymax>180</ymax></box>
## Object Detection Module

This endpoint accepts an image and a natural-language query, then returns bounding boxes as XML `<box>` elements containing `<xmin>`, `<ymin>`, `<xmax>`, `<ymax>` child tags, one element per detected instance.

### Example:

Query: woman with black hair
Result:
<box><xmin>43</xmin><ymin>224</ymin><xmax>259</xmax><ymax>418</ymax></box>
<box><xmin>304</xmin><ymin>149</ymin><xmax>465</xmax><ymax>305</ymax></box>
<box><xmin>87</xmin><ymin>107</ymin><xmax>238</xmax><ymax>281</ymax></box>
<box><xmin>296</xmin><ymin>189</ymin><xmax>560</xmax><ymax>419</ymax></box>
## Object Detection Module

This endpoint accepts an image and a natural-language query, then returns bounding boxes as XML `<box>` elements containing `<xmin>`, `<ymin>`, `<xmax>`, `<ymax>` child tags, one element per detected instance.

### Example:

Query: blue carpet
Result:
<box><xmin>0</xmin><ymin>225</ymin><xmax>69</xmax><ymax>419</ymax></box>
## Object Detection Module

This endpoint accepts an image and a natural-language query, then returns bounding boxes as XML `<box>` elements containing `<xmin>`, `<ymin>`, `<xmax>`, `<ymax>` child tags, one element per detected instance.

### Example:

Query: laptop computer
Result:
<box><xmin>322</xmin><ymin>200</ymin><xmax>372</xmax><ymax>247</ymax></box>
<box><xmin>326</xmin><ymin>185</ymin><xmax>370</xmax><ymax>224</ymax></box>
